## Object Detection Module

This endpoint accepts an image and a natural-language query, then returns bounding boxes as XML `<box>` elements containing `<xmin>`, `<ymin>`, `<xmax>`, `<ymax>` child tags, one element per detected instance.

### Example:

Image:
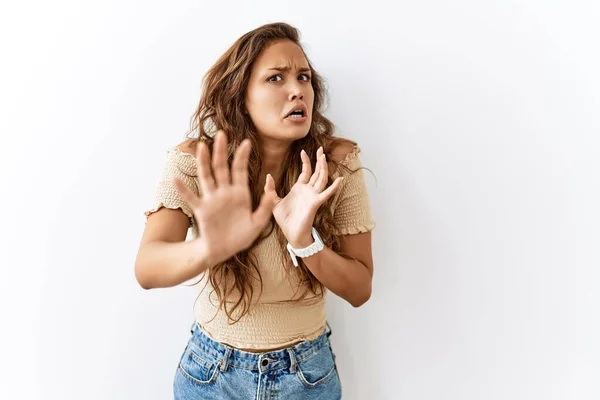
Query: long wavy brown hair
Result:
<box><xmin>185</xmin><ymin>22</ymin><xmax>358</xmax><ymax>323</ymax></box>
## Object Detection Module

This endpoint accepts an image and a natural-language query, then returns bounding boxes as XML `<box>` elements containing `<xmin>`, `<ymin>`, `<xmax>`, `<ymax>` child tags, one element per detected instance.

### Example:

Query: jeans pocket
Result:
<box><xmin>177</xmin><ymin>341</ymin><xmax>220</xmax><ymax>386</ymax></box>
<box><xmin>295</xmin><ymin>343</ymin><xmax>338</xmax><ymax>388</ymax></box>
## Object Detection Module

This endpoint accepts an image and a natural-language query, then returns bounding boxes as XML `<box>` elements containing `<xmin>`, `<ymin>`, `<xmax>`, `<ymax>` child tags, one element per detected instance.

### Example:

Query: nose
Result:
<box><xmin>288</xmin><ymin>81</ymin><xmax>304</xmax><ymax>101</ymax></box>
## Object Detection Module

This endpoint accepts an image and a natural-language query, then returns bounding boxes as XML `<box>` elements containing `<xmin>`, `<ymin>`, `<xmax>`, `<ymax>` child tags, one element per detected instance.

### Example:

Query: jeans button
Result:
<box><xmin>261</xmin><ymin>358</ymin><xmax>269</xmax><ymax>366</ymax></box>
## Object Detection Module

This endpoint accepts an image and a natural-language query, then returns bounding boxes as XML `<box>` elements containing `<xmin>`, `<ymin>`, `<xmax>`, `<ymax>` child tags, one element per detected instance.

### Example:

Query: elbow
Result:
<box><xmin>134</xmin><ymin>245</ymin><xmax>158</xmax><ymax>290</ymax></box>
<box><xmin>135</xmin><ymin>267</ymin><xmax>151</xmax><ymax>290</ymax></box>
<box><xmin>349</xmin><ymin>262</ymin><xmax>373</xmax><ymax>308</ymax></box>
<box><xmin>137</xmin><ymin>279</ymin><xmax>151</xmax><ymax>290</ymax></box>
<box><xmin>134</xmin><ymin>258</ymin><xmax>153</xmax><ymax>290</ymax></box>
<box><xmin>350</xmin><ymin>285</ymin><xmax>372</xmax><ymax>308</ymax></box>
<box><xmin>351</xmin><ymin>294</ymin><xmax>370</xmax><ymax>308</ymax></box>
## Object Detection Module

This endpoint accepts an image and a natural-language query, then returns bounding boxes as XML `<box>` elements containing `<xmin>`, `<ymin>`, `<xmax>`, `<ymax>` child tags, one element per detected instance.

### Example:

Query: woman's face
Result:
<box><xmin>245</xmin><ymin>40</ymin><xmax>315</xmax><ymax>143</ymax></box>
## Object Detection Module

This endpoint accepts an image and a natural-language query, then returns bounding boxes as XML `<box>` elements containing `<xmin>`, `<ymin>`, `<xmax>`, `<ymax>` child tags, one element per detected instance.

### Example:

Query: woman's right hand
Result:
<box><xmin>173</xmin><ymin>130</ymin><xmax>275</xmax><ymax>267</ymax></box>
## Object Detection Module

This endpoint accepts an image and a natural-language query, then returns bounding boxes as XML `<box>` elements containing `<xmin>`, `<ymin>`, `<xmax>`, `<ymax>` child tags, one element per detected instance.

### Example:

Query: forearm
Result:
<box><xmin>134</xmin><ymin>239</ymin><xmax>212</xmax><ymax>289</ymax></box>
<box><xmin>301</xmin><ymin>246</ymin><xmax>372</xmax><ymax>307</ymax></box>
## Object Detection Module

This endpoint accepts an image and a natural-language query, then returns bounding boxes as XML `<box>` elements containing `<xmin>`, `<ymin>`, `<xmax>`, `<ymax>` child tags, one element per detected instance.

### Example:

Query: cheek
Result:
<box><xmin>249</xmin><ymin>88</ymin><xmax>284</xmax><ymax>118</ymax></box>
<box><xmin>306</xmin><ymin>87</ymin><xmax>315</xmax><ymax>108</ymax></box>
<box><xmin>251</xmin><ymin>86</ymin><xmax>269</xmax><ymax>104</ymax></box>
<box><xmin>249</xmin><ymin>87</ymin><xmax>272</xmax><ymax>111</ymax></box>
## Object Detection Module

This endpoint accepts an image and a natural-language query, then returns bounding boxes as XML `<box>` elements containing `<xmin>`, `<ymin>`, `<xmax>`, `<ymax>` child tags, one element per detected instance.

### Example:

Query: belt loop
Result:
<box><xmin>287</xmin><ymin>348</ymin><xmax>298</xmax><ymax>374</ymax></box>
<box><xmin>220</xmin><ymin>347</ymin><xmax>232</xmax><ymax>372</ymax></box>
<box><xmin>325</xmin><ymin>321</ymin><xmax>332</xmax><ymax>338</ymax></box>
<box><xmin>190</xmin><ymin>320</ymin><xmax>196</xmax><ymax>334</ymax></box>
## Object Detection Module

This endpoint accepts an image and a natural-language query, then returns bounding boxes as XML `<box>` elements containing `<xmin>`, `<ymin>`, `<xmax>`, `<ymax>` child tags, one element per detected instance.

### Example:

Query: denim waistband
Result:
<box><xmin>187</xmin><ymin>321</ymin><xmax>332</xmax><ymax>373</ymax></box>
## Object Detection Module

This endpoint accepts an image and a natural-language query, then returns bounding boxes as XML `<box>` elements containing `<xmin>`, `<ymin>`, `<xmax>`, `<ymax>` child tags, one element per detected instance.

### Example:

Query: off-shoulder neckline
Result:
<box><xmin>167</xmin><ymin>143</ymin><xmax>361</xmax><ymax>167</ymax></box>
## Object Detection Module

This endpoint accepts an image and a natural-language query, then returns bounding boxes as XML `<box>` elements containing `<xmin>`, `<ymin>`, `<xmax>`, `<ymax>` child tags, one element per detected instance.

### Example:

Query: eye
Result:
<box><xmin>267</xmin><ymin>75</ymin><xmax>282</xmax><ymax>82</ymax></box>
<box><xmin>299</xmin><ymin>74</ymin><xmax>311</xmax><ymax>81</ymax></box>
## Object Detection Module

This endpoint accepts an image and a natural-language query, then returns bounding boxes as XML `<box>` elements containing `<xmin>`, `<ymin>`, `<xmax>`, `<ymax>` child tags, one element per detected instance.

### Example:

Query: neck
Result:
<box><xmin>259</xmin><ymin>137</ymin><xmax>292</xmax><ymax>183</ymax></box>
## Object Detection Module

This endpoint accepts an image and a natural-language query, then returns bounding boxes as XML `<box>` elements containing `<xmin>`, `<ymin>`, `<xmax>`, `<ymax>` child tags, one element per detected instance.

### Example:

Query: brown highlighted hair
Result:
<box><xmin>186</xmin><ymin>22</ymin><xmax>356</xmax><ymax>323</ymax></box>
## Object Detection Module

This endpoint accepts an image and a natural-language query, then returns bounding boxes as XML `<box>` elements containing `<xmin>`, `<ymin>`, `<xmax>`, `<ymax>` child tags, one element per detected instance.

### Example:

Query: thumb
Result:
<box><xmin>263</xmin><ymin>174</ymin><xmax>280</xmax><ymax>200</ymax></box>
<box><xmin>251</xmin><ymin>174</ymin><xmax>279</xmax><ymax>230</ymax></box>
<box><xmin>252</xmin><ymin>191</ymin><xmax>277</xmax><ymax>230</ymax></box>
<box><xmin>318</xmin><ymin>176</ymin><xmax>344</xmax><ymax>204</ymax></box>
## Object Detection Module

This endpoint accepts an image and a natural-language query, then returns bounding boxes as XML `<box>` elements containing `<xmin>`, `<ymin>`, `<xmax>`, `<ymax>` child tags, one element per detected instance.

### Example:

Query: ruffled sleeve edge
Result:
<box><xmin>338</xmin><ymin>144</ymin><xmax>361</xmax><ymax>166</ymax></box>
<box><xmin>336</xmin><ymin>221</ymin><xmax>376</xmax><ymax>236</ymax></box>
<box><xmin>143</xmin><ymin>203</ymin><xmax>195</xmax><ymax>228</ymax></box>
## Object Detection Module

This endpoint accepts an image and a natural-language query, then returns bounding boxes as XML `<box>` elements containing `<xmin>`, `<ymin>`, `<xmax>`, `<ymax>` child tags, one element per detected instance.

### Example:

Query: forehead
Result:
<box><xmin>252</xmin><ymin>40</ymin><xmax>309</xmax><ymax>70</ymax></box>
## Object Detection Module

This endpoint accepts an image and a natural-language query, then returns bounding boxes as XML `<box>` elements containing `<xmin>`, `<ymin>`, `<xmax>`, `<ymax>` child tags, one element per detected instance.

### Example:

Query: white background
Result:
<box><xmin>1</xmin><ymin>1</ymin><xmax>598</xmax><ymax>399</ymax></box>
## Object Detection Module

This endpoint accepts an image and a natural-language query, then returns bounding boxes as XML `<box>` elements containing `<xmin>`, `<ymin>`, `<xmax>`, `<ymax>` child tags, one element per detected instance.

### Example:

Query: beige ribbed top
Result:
<box><xmin>144</xmin><ymin>144</ymin><xmax>375</xmax><ymax>350</ymax></box>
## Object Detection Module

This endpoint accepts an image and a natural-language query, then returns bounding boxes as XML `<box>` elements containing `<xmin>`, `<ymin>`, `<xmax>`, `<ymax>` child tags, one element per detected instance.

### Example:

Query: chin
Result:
<box><xmin>260</xmin><ymin>125</ymin><xmax>311</xmax><ymax>142</ymax></box>
<box><xmin>286</xmin><ymin>127</ymin><xmax>310</xmax><ymax>141</ymax></box>
<box><xmin>282</xmin><ymin>118</ymin><xmax>312</xmax><ymax>140</ymax></box>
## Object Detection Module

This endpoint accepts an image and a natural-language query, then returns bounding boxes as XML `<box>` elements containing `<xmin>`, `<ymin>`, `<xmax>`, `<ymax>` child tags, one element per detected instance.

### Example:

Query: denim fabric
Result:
<box><xmin>173</xmin><ymin>321</ymin><xmax>342</xmax><ymax>399</ymax></box>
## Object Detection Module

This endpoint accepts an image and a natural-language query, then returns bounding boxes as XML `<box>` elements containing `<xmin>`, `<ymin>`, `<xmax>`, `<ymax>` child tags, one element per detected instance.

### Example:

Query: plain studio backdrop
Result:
<box><xmin>0</xmin><ymin>1</ymin><xmax>598</xmax><ymax>399</ymax></box>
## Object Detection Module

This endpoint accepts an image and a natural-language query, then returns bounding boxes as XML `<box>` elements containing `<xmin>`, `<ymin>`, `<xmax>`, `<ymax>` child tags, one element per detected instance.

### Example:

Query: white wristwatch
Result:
<box><xmin>286</xmin><ymin>228</ymin><xmax>324</xmax><ymax>267</ymax></box>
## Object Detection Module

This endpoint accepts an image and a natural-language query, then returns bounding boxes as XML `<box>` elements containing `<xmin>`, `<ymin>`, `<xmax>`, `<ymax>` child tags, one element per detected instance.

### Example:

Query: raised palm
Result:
<box><xmin>264</xmin><ymin>147</ymin><xmax>343</xmax><ymax>248</ymax></box>
<box><xmin>173</xmin><ymin>131</ymin><xmax>275</xmax><ymax>265</ymax></box>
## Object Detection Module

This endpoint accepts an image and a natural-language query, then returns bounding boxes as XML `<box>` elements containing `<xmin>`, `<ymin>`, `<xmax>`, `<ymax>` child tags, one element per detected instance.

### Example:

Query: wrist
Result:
<box><xmin>288</xmin><ymin>232</ymin><xmax>314</xmax><ymax>248</ymax></box>
<box><xmin>181</xmin><ymin>239</ymin><xmax>213</xmax><ymax>279</ymax></box>
<box><xmin>286</xmin><ymin>227</ymin><xmax>325</xmax><ymax>267</ymax></box>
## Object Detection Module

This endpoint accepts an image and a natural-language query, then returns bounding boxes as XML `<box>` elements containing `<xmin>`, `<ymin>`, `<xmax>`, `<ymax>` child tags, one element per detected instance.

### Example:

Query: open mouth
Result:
<box><xmin>285</xmin><ymin>109</ymin><xmax>306</xmax><ymax>119</ymax></box>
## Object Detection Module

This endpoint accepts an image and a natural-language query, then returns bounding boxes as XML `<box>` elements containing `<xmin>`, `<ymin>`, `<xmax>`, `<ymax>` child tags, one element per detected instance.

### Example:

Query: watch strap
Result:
<box><xmin>286</xmin><ymin>227</ymin><xmax>324</xmax><ymax>267</ymax></box>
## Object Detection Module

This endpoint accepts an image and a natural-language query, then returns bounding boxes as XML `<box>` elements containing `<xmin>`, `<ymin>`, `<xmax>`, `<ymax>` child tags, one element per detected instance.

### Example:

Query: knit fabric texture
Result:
<box><xmin>144</xmin><ymin>144</ymin><xmax>375</xmax><ymax>349</ymax></box>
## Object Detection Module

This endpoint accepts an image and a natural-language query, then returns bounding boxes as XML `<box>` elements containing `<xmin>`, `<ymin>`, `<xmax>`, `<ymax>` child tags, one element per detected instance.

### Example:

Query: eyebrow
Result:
<box><xmin>268</xmin><ymin>66</ymin><xmax>311</xmax><ymax>73</ymax></box>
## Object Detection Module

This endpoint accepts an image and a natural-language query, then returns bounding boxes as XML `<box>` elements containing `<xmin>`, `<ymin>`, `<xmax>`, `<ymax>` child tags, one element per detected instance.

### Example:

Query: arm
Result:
<box><xmin>266</xmin><ymin>140</ymin><xmax>376</xmax><ymax>307</ymax></box>
<box><xmin>298</xmin><ymin>231</ymin><xmax>373</xmax><ymax>307</ymax></box>
<box><xmin>135</xmin><ymin>140</ymin><xmax>212</xmax><ymax>290</ymax></box>
<box><xmin>134</xmin><ymin>208</ymin><xmax>213</xmax><ymax>289</ymax></box>
<box><xmin>135</xmin><ymin>133</ymin><xmax>275</xmax><ymax>289</ymax></box>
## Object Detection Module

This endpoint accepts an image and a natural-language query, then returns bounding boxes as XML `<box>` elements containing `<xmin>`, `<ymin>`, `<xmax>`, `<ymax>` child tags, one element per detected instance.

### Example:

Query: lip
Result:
<box><xmin>284</xmin><ymin>115</ymin><xmax>308</xmax><ymax>123</ymax></box>
<box><xmin>283</xmin><ymin>103</ymin><xmax>308</xmax><ymax>119</ymax></box>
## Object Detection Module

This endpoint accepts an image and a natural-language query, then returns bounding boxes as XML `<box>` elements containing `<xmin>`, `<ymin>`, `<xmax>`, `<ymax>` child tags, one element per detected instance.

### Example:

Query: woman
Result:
<box><xmin>135</xmin><ymin>22</ymin><xmax>375</xmax><ymax>399</ymax></box>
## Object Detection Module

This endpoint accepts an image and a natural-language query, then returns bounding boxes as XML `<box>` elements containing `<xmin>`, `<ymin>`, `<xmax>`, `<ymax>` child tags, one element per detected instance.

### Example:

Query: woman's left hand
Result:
<box><xmin>264</xmin><ymin>146</ymin><xmax>343</xmax><ymax>248</ymax></box>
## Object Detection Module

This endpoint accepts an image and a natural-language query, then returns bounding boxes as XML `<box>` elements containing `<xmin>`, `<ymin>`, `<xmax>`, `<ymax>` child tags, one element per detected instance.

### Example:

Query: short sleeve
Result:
<box><xmin>331</xmin><ymin>146</ymin><xmax>376</xmax><ymax>235</ymax></box>
<box><xmin>143</xmin><ymin>147</ymin><xmax>199</xmax><ymax>228</ymax></box>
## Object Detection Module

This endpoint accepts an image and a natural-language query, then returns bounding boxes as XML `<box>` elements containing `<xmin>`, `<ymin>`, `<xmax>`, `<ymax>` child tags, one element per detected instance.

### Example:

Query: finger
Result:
<box><xmin>315</xmin><ymin>153</ymin><xmax>329</xmax><ymax>192</ymax></box>
<box><xmin>308</xmin><ymin>162</ymin><xmax>320</xmax><ymax>186</ymax></box>
<box><xmin>196</xmin><ymin>140</ymin><xmax>216</xmax><ymax>193</ymax></box>
<box><xmin>252</xmin><ymin>177</ymin><xmax>279</xmax><ymax>230</ymax></box>
<box><xmin>263</xmin><ymin>174</ymin><xmax>281</xmax><ymax>202</ymax></box>
<box><xmin>231</xmin><ymin>139</ymin><xmax>251</xmax><ymax>186</ymax></box>
<box><xmin>252</xmin><ymin>194</ymin><xmax>275</xmax><ymax>231</ymax></box>
<box><xmin>318</xmin><ymin>177</ymin><xmax>343</xmax><ymax>203</ymax></box>
<box><xmin>173</xmin><ymin>176</ymin><xmax>201</xmax><ymax>208</ymax></box>
<box><xmin>308</xmin><ymin>147</ymin><xmax>323</xmax><ymax>186</ymax></box>
<box><xmin>212</xmin><ymin>130</ymin><xmax>231</xmax><ymax>187</ymax></box>
<box><xmin>297</xmin><ymin>149</ymin><xmax>312</xmax><ymax>184</ymax></box>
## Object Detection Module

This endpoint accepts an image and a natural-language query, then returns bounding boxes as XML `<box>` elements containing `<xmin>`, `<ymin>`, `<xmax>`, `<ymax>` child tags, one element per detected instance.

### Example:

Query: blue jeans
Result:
<box><xmin>173</xmin><ymin>321</ymin><xmax>342</xmax><ymax>399</ymax></box>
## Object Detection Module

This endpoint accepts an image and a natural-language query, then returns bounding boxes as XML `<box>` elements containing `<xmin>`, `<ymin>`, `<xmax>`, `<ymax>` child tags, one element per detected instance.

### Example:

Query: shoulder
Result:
<box><xmin>162</xmin><ymin>138</ymin><xmax>198</xmax><ymax>177</ymax></box>
<box><xmin>175</xmin><ymin>138</ymin><xmax>198</xmax><ymax>155</ymax></box>
<box><xmin>327</xmin><ymin>137</ymin><xmax>361</xmax><ymax>165</ymax></box>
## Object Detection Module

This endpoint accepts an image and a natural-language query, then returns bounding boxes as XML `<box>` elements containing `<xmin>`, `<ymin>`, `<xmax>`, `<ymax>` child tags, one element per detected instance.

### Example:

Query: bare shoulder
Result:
<box><xmin>176</xmin><ymin>138</ymin><xmax>198</xmax><ymax>155</ymax></box>
<box><xmin>328</xmin><ymin>138</ymin><xmax>359</xmax><ymax>163</ymax></box>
